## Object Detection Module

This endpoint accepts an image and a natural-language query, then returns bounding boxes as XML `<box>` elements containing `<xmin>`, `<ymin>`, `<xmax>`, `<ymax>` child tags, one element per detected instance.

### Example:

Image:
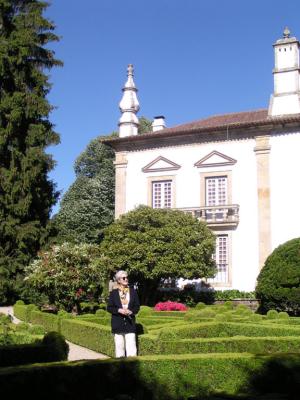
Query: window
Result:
<box><xmin>209</xmin><ymin>235</ymin><xmax>229</xmax><ymax>284</ymax></box>
<box><xmin>152</xmin><ymin>180</ymin><xmax>172</xmax><ymax>208</ymax></box>
<box><xmin>205</xmin><ymin>176</ymin><xmax>227</xmax><ymax>206</ymax></box>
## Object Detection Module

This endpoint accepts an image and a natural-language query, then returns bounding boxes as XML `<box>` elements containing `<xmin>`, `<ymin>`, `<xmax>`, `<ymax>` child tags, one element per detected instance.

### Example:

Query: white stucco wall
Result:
<box><xmin>124</xmin><ymin>138</ymin><xmax>259</xmax><ymax>291</ymax></box>
<box><xmin>270</xmin><ymin>131</ymin><xmax>300</xmax><ymax>250</ymax></box>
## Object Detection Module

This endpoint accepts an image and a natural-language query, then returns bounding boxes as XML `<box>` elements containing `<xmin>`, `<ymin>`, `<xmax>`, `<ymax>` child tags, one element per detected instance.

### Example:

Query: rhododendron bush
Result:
<box><xmin>24</xmin><ymin>243</ymin><xmax>106</xmax><ymax>312</ymax></box>
<box><xmin>154</xmin><ymin>301</ymin><xmax>187</xmax><ymax>311</ymax></box>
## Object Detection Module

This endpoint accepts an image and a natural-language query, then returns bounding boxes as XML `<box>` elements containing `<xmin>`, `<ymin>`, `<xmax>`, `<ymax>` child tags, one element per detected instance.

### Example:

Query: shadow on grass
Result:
<box><xmin>0</xmin><ymin>354</ymin><xmax>299</xmax><ymax>400</ymax></box>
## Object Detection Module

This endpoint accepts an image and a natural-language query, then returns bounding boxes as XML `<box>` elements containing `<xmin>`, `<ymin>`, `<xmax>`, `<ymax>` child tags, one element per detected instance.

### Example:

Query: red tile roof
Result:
<box><xmin>103</xmin><ymin>109</ymin><xmax>300</xmax><ymax>146</ymax></box>
<box><xmin>161</xmin><ymin>109</ymin><xmax>270</xmax><ymax>133</ymax></box>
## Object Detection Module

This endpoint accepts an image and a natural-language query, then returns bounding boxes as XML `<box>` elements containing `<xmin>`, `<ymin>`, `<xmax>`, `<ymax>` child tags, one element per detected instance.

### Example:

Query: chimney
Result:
<box><xmin>268</xmin><ymin>27</ymin><xmax>300</xmax><ymax>116</ymax></box>
<box><xmin>152</xmin><ymin>116</ymin><xmax>166</xmax><ymax>132</ymax></box>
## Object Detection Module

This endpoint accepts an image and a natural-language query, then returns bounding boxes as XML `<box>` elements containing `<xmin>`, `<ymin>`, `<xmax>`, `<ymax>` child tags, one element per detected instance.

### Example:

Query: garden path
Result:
<box><xmin>0</xmin><ymin>306</ymin><xmax>109</xmax><ymax>361</ymax></box>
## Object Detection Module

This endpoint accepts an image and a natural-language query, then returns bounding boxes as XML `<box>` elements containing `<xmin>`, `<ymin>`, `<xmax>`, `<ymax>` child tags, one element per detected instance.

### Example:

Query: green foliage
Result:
<box><xmin>194</xmin><ymin>302</ymin><xmax>206</xmax><ymax>310</ymax></box>
<box><xmin>267</xmin><ymin>309</ymin><xmax>278</xmax><ymax>319</ymax></box>
<box><xmin>100</xmin><ymin>205</ymin><xmax>216</xmax><ymax>304</ymax></box>
<box><xmin>95</xmin><ymin>309</ymin><xmax>107</xmax><ymax>317</ymax></box>
<box><xmin>0</xmin><ymin>0</ymin><xmax>62</xmax><ymax>304</ymax></box>
<box><xmin>256</xmin><ymin>237</ymin><xmax>300</xmax><ymax>315</ymax></box>
<box><xmin>42</xmin><ymin>331</ymin><xmax>69</xmax><ymax>361</ymax></box>
<box><xmin>30</xmin><ymin>310</ymin><xmax>60</xmax><ymax>332</ymax></box>
<box><xmin>138</xmin><ymin>116</ymin><xmax>152</xmax><ymax>134</ymax></box>
<box><xmin>0</xmin><ymin>331</ymin><xmax>68</xmax><ymax>367</ymax></box>
<box><xmin>60</xmin><ymin>318</ymin><xmax>114</xmax><ymax>357</ymax></box>
<box><xmin>0</xmin><ymin>354</ymin><xmax>299</xmax><ymax>399</ymax></box>
<box><xmin>13</xmin><ymin>303</ymin><xmax>37</xmax><ymax>322</ymax></box>
<box><xmin>214</xmin><ymin>290</ymin><xmax>256</xmax><ymax>300</ymax></box>
<box><xmin>278</xmin><ymin>311</ymin><xmax>289</xmax><ymax>320</ymax></box>
<box><xmin>139</xmin><ymin>306</ymin><xmax>153</xmax><ymax>316</ymax></box>
<box><xmin>54</xmin><ymin>136</ymin><xmax>115</xmax><ymax>244</ymax></box>
<box><xmin>140</xmin><ymin>335</ymin><xmax>300</xmax><ymax>356</ymax></box>
<box><xmin>23</xmin><ymin>242</ymin><xmax>106</xmax><ymax>311</ymax></box>
<box><xmin>79</xmin><ymin>302</ymin><xmax>100</xmax><ymax>314</ymax></box>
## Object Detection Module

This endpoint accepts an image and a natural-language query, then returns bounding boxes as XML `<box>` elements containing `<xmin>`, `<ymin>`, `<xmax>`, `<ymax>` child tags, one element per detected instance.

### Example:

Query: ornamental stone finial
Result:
<box><xmin>283</xmin><ymin>27</ymin><xmax>291</xmax><ymax>39</ymax></box>
<box><xmin>118</xmin><ymin>64</ymin><xmax>140</xmax><ymax>137</ymax></box>
<box><xmin>127</xmin><ymin>64</ymin><xmax>134</xmax><ymax>76</ymax></box>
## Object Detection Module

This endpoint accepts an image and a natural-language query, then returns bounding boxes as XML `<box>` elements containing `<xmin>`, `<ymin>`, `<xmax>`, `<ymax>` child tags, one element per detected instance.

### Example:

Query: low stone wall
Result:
<box><xmin>214</xmin><ymin>299</ymin><xmax>260</xmax><ymax>311</ymax></box>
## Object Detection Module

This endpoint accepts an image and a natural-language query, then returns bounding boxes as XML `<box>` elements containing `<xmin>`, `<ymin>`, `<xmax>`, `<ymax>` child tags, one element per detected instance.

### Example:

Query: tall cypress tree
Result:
<box><xmin>0</xmin><ymin>0</ymin><xmax>62</xmax><ymax>303</ymax></box>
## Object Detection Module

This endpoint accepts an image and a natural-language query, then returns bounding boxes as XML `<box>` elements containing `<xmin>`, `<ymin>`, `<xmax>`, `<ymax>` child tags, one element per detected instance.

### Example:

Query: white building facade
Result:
<box><xmin>104</xmin><ymin>29</ymin><xmax>300</xmax><ymax>291</ymax></box>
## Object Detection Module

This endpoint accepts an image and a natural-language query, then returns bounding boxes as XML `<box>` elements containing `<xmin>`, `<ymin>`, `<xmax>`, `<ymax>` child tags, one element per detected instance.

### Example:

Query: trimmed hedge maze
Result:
<box><xmin>13</xmin><ymin>303</ymin><xmax>300</xmax><ymax>357</ymax></box>
<box><xmin>11</xmin><ymin>303</ymin><xmax>300</xmax><ymax>399</ymax></box>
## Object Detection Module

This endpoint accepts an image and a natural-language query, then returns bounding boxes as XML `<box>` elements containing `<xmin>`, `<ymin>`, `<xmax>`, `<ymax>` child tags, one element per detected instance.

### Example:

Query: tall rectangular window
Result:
<box><xmin>209</xmin><ymin>235</ymin><xmax>229</xmax><ymax>284</ymax></box>
<box><xmin>152</xmin><ymin>180</ymin><xmax>172</xmax><ymax>208</ymax></box>
<box><xmin>205</xmin><ymin>176</ymin><xmax>227</xmax><ymax>206</ymax></box>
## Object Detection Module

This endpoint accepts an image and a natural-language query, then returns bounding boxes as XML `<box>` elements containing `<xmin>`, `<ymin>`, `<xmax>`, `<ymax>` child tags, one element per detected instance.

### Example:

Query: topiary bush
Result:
<box><xmin>256</xmin><ymin>237</ymin><xmax>300</xmax><ymax>315</ymax></box>
<box><xmin>42</xmin><ymin>331</ymin><xmax>69</xmax><ymax>361</ymax></box>
<box><xmin>194</xmin><ymin>302</ymin><xmax>206</xmax><ymax>310</ymax></box>
<box><xmin>278</xmin><ymin>311</ymin><xmax>289</xmax><ymax>320</ymax></box>
<box><xmin>266</xmin><ymin>310</ymin><xmax>278</xmax><ymax>320</ymax></box>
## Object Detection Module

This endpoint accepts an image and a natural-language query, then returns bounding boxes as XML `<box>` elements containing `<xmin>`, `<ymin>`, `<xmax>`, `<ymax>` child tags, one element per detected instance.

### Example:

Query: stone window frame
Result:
<box><xmin>208</xmin><ymin>231</ymin><xmax>233</xmax><ymax>288</ymax></box>
<box><xmin>147</xmin><ymin>175</ymin><xmax>176</xmax><ymax>209</ymax></box>
<box><xmin>200</xmin><ymin>170</ymin><xmax>233</xmax><ymax>207</ymax></box>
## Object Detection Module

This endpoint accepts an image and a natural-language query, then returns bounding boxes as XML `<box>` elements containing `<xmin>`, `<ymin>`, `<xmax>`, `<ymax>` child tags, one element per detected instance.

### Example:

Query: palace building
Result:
<box><xmin>103</xmin><ymin>28</ymin><xmax>300</xmax><ymax>291</ymax></box>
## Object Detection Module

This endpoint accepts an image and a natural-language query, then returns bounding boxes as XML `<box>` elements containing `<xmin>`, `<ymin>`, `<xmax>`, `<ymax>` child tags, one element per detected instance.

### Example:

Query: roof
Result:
<box><xmin>158</xmin><ymin>109</ymin><xmax>270</xmax><ymax>133</ymax></box>
<box><xmin>102</xmin><ymin>109</ymin><xmax>300</xmax><ymax>148</ymax></box>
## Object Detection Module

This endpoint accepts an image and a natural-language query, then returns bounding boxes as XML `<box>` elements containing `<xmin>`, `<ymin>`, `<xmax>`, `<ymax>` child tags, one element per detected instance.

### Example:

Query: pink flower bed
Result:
<box><xmin>154</xmin><ymin>301</ymin><xmax>187</xmax><ymax>311</ymax></box>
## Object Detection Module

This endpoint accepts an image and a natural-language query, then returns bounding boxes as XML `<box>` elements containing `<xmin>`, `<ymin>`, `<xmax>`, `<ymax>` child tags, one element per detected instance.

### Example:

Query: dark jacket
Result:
<box><xmin>107</xmin><ymin>287</ymin><xmax>140</xmax><ymax>334</ymax></box>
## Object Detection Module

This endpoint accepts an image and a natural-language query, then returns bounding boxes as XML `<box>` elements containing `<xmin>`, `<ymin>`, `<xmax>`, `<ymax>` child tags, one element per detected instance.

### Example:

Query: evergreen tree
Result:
<box><xmin>0</xmin><ymin>0</ymin><xmax>62</xmax><ymax>303</ymax></box>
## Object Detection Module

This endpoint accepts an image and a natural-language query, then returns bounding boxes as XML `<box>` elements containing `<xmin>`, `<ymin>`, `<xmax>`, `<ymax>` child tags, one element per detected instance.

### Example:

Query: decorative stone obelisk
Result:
<box><xmin>119</xmin><ymin>64</ymin><xmax>140</xmax><ymax>137</ymax></box>
<box><xmin>268</xmin><ymin>27</ymin><xmax>300</xmax><ymax>116</ymax></box>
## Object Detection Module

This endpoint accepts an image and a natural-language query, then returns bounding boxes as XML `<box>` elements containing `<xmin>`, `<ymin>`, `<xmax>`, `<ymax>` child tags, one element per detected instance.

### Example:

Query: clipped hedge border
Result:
<box><xmin>0</xmin><ymin>353</ymin><xmax>299</xmax><ymax>399</ymax></box>
<box><xmin>30</xmin><ymin>311</ymin><xmax>60</xmax><ymax>332</ymax></box>
<box><xmin>13</xmin><ymin>304</ymin><xmax>37</xmax><ymax>323</ymax></box>
<box><xmin>138</xmin><ymin>335</ymin><xmax>300</xmax><ymax>355</ymax></box>
<box><xmin>60</xmin><ymin>319</ymin><xmax>114</xmax><ymax>357</ymax></box>
<box><xmin>157</xmin><ymin>321</ymin><xmax>300</xmax><ymax>340</ymax></box>
<box><xmin>0</xmin><ymin>332</ymin><xmax>68</xmax><ymax>367</ymax></box>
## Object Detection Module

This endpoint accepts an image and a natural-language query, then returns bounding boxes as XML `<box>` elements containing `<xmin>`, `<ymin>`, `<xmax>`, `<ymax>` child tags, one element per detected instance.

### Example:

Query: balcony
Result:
<box><xmin>177</xmin><ymin>204</ymin><xmax>239</xmax><ymax>228</ymax></box>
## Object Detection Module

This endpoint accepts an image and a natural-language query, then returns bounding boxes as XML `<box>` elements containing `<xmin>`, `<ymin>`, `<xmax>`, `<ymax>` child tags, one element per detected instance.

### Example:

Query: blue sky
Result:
<box><xmin>45</xmin><ymin>0</ymin><xmax>300</xmax><ymax>214</ymax></box>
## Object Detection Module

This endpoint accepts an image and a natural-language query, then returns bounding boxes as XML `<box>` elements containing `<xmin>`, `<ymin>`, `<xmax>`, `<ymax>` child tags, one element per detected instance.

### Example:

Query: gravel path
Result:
<box><xmin>0</xmin><ymin>306</ymin><xmax>109</xmax><ymax>361</ymax></box>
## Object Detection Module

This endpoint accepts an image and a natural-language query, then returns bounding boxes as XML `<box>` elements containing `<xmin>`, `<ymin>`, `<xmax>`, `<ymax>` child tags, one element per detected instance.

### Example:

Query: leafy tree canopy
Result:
<box><xmin>54</xmin><ymin>135</ymin><xmax>115</xmax><ymax>244</ymax></box>
<box><xmin>100</xmin><ymin>205</ymin><xmax>216</xmax><ymax>304</ymax></box>
<box><xmin>0</xmin><ymin>0</ymin><xmax>62</xmax><ymax>303</ymax></box>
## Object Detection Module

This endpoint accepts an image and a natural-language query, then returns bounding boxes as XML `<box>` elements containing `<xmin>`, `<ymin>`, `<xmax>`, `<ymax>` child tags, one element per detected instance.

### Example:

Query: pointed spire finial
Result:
<box><xmin>127</xmin><ymin>64</ymin><xmax>134</xmax><ymax>76</ymax></box>
<box><xmin>283</xmin><ymin>27</ymin><xmax>291</xmax><ymax>39</ymax></box>
<box><xmin>118</xmin><ymin>64</ymin><xmax>140</xmax><ymax>137</ymax></box>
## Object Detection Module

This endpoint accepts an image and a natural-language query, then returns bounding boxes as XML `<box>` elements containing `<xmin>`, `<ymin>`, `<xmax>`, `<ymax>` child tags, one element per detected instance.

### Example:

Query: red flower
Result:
<box><xmin>154</xmin><ymin>301</ymin><xmax>187</xmax><ymax>311</ymax></box>
<box><xmin>75</xmin><ymin>288</ymin><xmax>84</xmax><ymax>298</ymax></box>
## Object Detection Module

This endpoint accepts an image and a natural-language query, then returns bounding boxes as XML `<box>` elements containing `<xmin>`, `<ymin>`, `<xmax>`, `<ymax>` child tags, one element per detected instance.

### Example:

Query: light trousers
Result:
<box><xmin>114</xmin><ymin>333</ymin><xmax>137</xmax><ymax>358</ymax></box>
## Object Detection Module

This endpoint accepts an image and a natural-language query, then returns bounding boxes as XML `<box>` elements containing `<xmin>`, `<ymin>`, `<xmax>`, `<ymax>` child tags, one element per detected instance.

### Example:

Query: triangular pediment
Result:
<box><xmin>142</xmin><ymin>156</ymin><xmax>181</xmax><ymax>172</ymax></box>
<box><xmin>194</xmin><ymin>151</ymin><xmax>237</xmax><ymax>168</ymax></box>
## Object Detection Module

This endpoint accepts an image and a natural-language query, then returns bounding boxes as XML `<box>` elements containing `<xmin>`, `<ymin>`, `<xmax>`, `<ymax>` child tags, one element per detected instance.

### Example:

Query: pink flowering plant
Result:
<box><xmin>24</xmin><ymin>243</ymin><xmax>106</xmax><ymax>312</ymax></box>
<box><xmin>154</xmin><ymin>301</ymin><xmax>187</xmax><ymax>311</ymax></box>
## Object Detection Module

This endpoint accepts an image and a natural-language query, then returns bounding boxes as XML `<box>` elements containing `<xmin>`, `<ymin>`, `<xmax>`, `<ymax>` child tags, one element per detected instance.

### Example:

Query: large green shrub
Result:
<box><xmin>23</xmin><ymin>243</ymin><xmax>107</xmax><ymax>312</ymax></box>
<box><xmin>256</xmin><ymin>238</ymin><xmax>300</xmax><ymax>315</ymax></box>
<box><xmin>100</xmin><ymin>205</ymin><xmax>216</xmax><ymax>305</ymax></box>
